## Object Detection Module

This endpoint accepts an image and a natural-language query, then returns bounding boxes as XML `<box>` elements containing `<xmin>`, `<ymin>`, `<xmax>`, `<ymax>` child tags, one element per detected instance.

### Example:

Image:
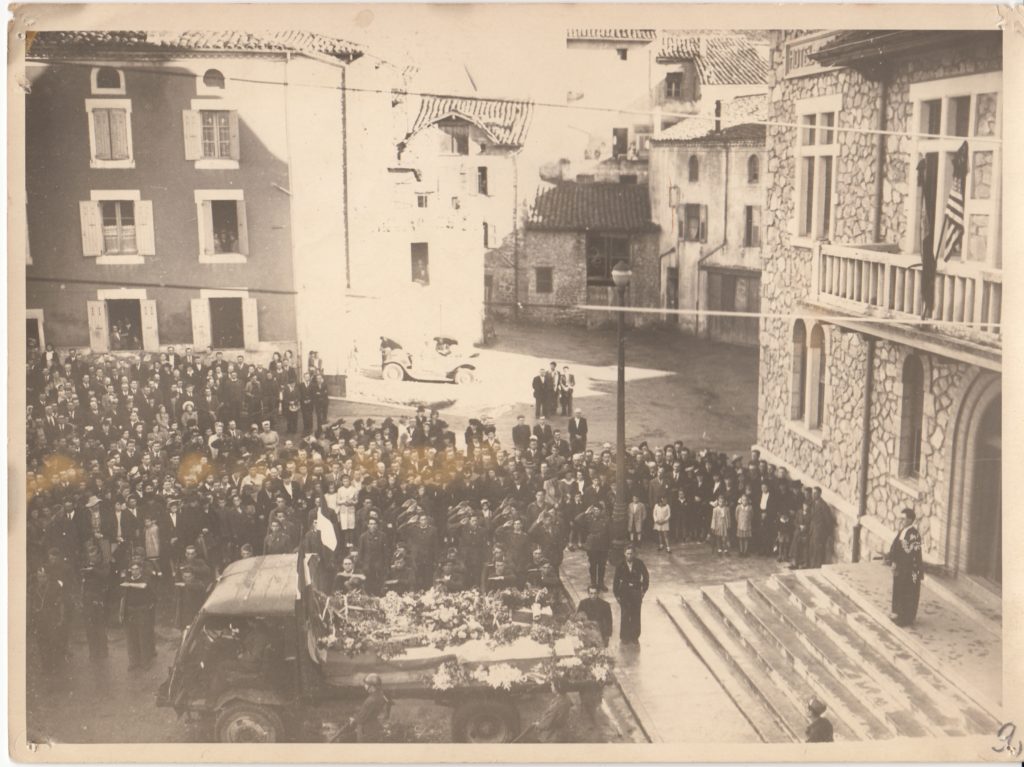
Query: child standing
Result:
<box><xmin>652</xmin><ymin>496</ymin><xmax>672</xmax><ymax>553</ymax></box>
<box><xmin>627</xmin><ymin>495</ymin><xmax>647</xmax><ymax>547</ymax></box>
<box><xmin>736</xmin><ymin>496</ymin><xmax>753</xmax><ymax>557</ymax></box>
<box><xmin>710</xmin><ymin>498</ymin><xmax>730</xmax><ymax>555</ymax></box>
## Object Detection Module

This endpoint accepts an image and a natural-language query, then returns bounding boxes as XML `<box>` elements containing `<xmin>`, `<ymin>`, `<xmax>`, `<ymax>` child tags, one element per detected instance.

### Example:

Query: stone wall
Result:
<box><xmin>757</xmin><ymin>32</ymin><xmax>1000</xmax><ymax>565</ymax></box>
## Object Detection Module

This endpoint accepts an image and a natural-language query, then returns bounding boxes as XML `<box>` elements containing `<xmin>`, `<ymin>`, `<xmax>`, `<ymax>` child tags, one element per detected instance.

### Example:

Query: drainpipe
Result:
<box><xmin>512</xmin><ymin>153</ymin><xmax>520</xmax><ymax>319</ymax></box>
<box><xmin>872</xmin><ymin>79</ymin><xmax>888</xmax><ymax>243</ymax></box>
<box><xmin>854</xmin><ymin>335</ymin><xmax>876</xmax><ymax>562</ymax></box>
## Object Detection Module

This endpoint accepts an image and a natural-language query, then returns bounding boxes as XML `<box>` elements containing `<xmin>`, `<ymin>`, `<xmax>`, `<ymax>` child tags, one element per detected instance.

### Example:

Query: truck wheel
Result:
<box><xmin>382</xmin><ymin>363</ymin><xmax>405</xmax><ymax>381</ymax></box>
<box><xmin>451</xmin><ymin>699</ymin><xmax>520</xmax><ymax>743</ymax></box>
<box><xmin>214</xmin><ymin>702</ymin><xmax>284</xmax><ymax>743</ymax></box>
<box><xmin>453</xmin><ymin>367</ymin><xmax>475</xmax><ymax>385</ymax></box>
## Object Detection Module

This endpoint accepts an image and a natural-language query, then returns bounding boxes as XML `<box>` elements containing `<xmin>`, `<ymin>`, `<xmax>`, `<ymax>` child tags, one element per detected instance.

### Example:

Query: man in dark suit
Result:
<box><xmin>613</xmin><ymin>544</ymin><xmax>649</xmax><ymax>644</ymax></box>
<box><xmin>544</xmin><ymin>361</ymin><xmax>559</xmax><ymax>417</ymax></box>
<box><xmin>576</xmin><ymin>584</ymin><xmax>613</xmax><ymax>646</ymax></box>
<box><xmin>511</xmin><ymin>415</ymin><xmax>531</xmax><ymax>451</ymax></box>
<box><xmin>531</xmin><ymin>369</ymin><xmax>546</xmax><ymax>418</ymax></box>
<box><xmin>568</xmin><ymin>408</ymin><xmax>588</xmax><ymax>454</ymax></box>
<box><xmin>532</xmin><ymin>416</ymin><xmax>553</xmax><ymax>451</ymax></box>
<box><xmin>558</xmin><ymin>365</ymin><xmax>576</xmax><ymax>417</ymax></box>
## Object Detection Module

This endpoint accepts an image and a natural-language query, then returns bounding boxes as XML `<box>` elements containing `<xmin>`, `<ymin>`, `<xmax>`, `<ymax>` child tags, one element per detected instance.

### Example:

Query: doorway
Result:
<box><xmin>967</xmin><ymin>396</ymin><xmax>1001</xmax><ymax>585</ymax></box>
<box><xmin>26</xmin><ymin>317</ymin><xmax>41</xmax><ymax>352</ymax></box>
<box><xmin>106</xmin><ymin>299</ymin><xmax>143</xmax><ymax>350</ymax></box>
<box><xmin>666</xmin><ymin>266</ymin><xmax>679</xmax><ymax>323</ymax></box>
<box><xmin>209</xmin><ymin>297</ymin><xmax>245</xmax><ymax>349</ymax></box>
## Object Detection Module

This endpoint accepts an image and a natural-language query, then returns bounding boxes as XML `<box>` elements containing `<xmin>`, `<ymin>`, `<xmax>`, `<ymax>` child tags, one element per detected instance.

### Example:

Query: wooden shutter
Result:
<box><xmin>109</xmin><ymin>109</ymin><xmax>129</xmax><ymax>160</ymax></box>
<box><xmin>236</xmin><ymin>200</ymin><xmax>249</xmax><ymax>256</ymax></box>
<box><xmin>228</xmin><ymin>111</ymin><xmax>241</xmax><ymax>161</ymax></box>
<box><xmin>79</xmin><ymin>201</ymin><xmax>103</xmax><ymax>256</ymax></box>
<box><xmin>140</xmin><ymin>300</ymin><xmax>160</xmax><ymax>351</ymax></box>
<box><xmin>200</xmin><ymin>200</ymin><xmax>214</xmax><ymax>255</ymax></box>
<box><xmin>182</xmin><ymin>110</ymin><xmax>203</xmax><ymax>160</ymax></box>
<box><xmin>190</xmin><ymin>298</ymin><xmax>212</xmax><ymax>349</ymax></box>
<box><xmin>92</xmin><ymin>109</ymin><xmax>111</xmax><ymax>160</ymax></box>
<box><xmin>135</xmin><ymin>200</ymin><xmax>155</xmax><ymax>255</ymax></box>
<box><xmin>699</xmin><ymin>205</ymin><xmax>708</xmax><ymax>243</ymax></box>
<box><xmin>242</xmin><ymin>298</ymin><xmax>259</xmax><ymax>350</ymax></box>
<box><xmin>87</xmin><ymin>300</ymin><xmax>109</xmax><ymax>352</ymax></box>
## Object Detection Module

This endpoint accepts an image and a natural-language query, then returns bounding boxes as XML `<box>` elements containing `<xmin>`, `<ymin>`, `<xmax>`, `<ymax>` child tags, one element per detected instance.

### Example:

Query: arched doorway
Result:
<box><xmin>967</xmin><ymin>397</ymin><xmax>1001</xmax><ymax>584</ymax></box>
<box><xmin>947</xmin><ymin>373</ymin><xmax>1001</xmax><ymax>587</ymax></box>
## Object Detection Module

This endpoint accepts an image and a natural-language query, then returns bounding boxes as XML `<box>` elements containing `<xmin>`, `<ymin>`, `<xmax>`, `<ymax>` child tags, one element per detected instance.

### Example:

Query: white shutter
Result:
<box><xmin>80</xmin><ymin>201</ymin><xmax>103</xmax><ymax>256</ymax></box>
<box><xmin>135</xmin><ymin>200</ymin><xmax>155</xmax><ymax>255</ymax></box>
<box><xmin>87</xmin><ymin>301</ymin><xmax>109</xmax><ymax>352</ymax></box>
<box><xmin>242</xmin><ymin>298</ymin><xmax>259</xmax><ymax>350</ymax></box>
<box><xmin>140</xmin><ymin>300</ymin><xmax>160</xmax><ymax>351</ymax></box>
<box><xmin>236</xmin><ymin>200</ymin><xmax>249</xmax><ymax>256</ymax></box>
<box><xmin>228</xmin><ymin>111</ymin><xmax>241</xmax><ymax>161</ymax></box>
<box><xmin>182</xmin><ymin>110</ymin><xmax>203</xmax><ymax>160</ymax></box>
<box><xmin>190</xmin><ymin>298</ymin><xmax>212</xmax><ymax>349</ymax></box>
<box><xmin>109</xmin><ymin>109</ymin><xmax>130</xmax><ymax>160</ymax></box>
<box><xmin>200</xmin><ymin>200</ymin><xmax>214</xmax><ymax>255</ymax></box>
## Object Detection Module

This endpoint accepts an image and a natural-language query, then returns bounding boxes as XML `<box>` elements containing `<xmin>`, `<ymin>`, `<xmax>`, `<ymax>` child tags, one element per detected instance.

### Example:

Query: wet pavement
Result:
<box><xmin>560</xmin><ymin>542</ymin><xmax>791</xmax><ymax>743</ymax></box>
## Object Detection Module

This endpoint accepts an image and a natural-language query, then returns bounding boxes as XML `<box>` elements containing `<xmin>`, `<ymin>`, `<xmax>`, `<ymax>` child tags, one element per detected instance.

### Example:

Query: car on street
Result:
<box><xmin>379</xmin><ymin>336</ymin><xmax>478</xmax><ymax>384</ymax></box>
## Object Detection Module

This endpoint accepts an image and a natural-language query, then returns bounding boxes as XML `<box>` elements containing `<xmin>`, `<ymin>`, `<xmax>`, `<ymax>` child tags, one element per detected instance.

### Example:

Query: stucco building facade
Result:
<box><xmin>756</xmin><ymin>30</ymin><xmax>1002</xmax><ymax>588</ymax></box>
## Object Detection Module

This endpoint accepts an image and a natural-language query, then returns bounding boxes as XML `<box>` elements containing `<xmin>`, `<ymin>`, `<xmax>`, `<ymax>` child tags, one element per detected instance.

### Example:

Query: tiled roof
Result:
<box><xmin>654</xmin><ymin>94</ymin><xmax>767</xmax><ymax>143</ymax></box>
<box><xmin>406</xmin><ymin>96</ymin><xmax>533</xmax><ymax>148</ymax></box>
<box><xmin>527</xmin><ymin>182</ymin><xmax>657</xmax><ymax>233</ymax></box>
<box><xmin>26</xmin><ymin>30</ymin><xmax>363</xmax><ymax>62</ymax></box>
<box><xmin>656</xmin><ymin>34</ymin><xmax>768</xmax><ymax>84</ymax></box>
<box><xmin>566</xmin><ymin>29</ymin><xmax>657</xmax><ymax>42</ymax></box>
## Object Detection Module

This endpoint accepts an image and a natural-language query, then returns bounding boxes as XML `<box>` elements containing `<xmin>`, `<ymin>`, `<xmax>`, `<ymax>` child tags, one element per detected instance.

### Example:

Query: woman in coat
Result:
<box><xmin>887</xmin><ymin>507</ymin><xmax>924</xmax><ymax>626</ymax></box>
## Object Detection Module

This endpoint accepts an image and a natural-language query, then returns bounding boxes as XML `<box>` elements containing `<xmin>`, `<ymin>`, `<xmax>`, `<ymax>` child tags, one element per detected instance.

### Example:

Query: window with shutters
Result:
<box><xmin>795</xmin><ymin>95</ymin><xmax>840</xmax><ymax>240</ymax></box>
<box><xmin>744</xmin><ymin>205</ymin><xmax>762</xmax><ymax>247</ymax></box>
<box><xmin>90</xmin><ymin>67</ymin><xmax>125</xmax><ymax>95</ymax></box>
<box><xmin>679</xmin><ymin>203</ymin><xmax>707</xmax><ymax>243</ymax></box>
<box><xmin>184</xmin><ymin>106</ymin><xmax>240</xmax><ymax>169</ymax></box>
<box><xmin>86</xmin><ymin>99</ymin><xmax>134</xmax><ymax>168</ymax></box>
<box><xmin>81</xmin><ymin>191</ymin><xmax>154</xmax><ymax>264</ymax></box>
<box><xmin>195</xmin><ymin>190</ymin><xmax>248</xmax><ymax>263</ymax></box>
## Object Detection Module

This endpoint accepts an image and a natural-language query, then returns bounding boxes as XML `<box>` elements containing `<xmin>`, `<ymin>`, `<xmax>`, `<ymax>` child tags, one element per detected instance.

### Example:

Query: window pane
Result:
<box><xmin>948</xmin><ymin>96</ymin><xmax>970</xmax><ymax>137</ymax></box>
<box><xmin>801</xmin><ymin>114</ymin><xmax>816</xmax><ymax>145</ymax></box>
<box><xmin>107</xmin><ymin>109</ymin><xmax>129</xmax><ymax>160</ymax></box>
<box><xmin>120</xmin><ymin>201</ymin><xmax>135</xmax><ymax>226</ymax></box>
<box><xmin>920</xmin><ymin>99</ymin><xmax>941</xmax><ymax>136</ymax></box>
<box><xmin>211</xmin><ymin>200</ymin><xmax>240</xmax><ymax>253</ymax></box>
<box><xmin>819</xmin><ymin>112</ymin><xmax>834</xmax><ymax>145</ymax></box>
<box><xmin>100</xmin><ymin>201</ymin><xmax>118</xmax><ymax>225</ymax></box>
<box><xmin>96</xmin><ymin>67</ymin><xmax>121</xmax><ymax>89</ymax></box>
<box><xmin>971</xmin><ymin>150</ymin><xmax>993</xmax><ymax>199</ymax></box>
<box><xmin>975</xmin><ymin>92</ymin><xmax>998</xmax><ymax>137</ymax></box>
<box><xmin>800</xmin><ymin>157</ymin><xmax>814</xmax><ymax>236</ymax></box>
<box><xmin>93</xmin><ymin>109</ymin><xmax>112</xmax><ymax>160</ymax></box>
<box><xmin>967</xmin><ymin>214</ymin><xmax>989</xmax><ymax>262</ymax></box>
<box><xmin>819</xmin><ymin>156</ymin><xmax>833</xmax><ymax>238</ymax></box>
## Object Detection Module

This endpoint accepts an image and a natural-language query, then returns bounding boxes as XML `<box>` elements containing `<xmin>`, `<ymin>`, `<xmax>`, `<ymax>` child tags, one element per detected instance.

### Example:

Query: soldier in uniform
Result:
<box><xmin>119</xmin><ymin>561</ymin><xmax>156</xmax><ymax>670</ymax></box>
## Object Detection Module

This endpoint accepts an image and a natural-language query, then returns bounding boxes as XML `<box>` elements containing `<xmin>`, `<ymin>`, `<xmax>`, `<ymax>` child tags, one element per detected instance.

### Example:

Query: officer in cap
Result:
<box><xmin>805</xmin><ymin>697</ymin><xmax>834</xmax><ymax>742</ymax></box>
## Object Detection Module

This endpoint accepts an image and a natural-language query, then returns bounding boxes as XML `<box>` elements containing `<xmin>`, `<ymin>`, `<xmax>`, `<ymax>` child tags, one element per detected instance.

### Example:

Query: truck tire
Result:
<box><xmin>214</xmin><ymin>701</ymin><xmax>285</xmax><ymax>743</ymax></box>
<box><xmin>451</xmin><ymin>698</ymin><xmax>520</xmax><ymax>743</ymax></box>
<box><xmin>453</xmin><ymin>367</ymin><xmax>475</xmax><ymax>385</ymax></box>
<box><xmin>382</xmin><ymin>362</ymin><xmax>405</xmax><ymax>381</ymax></box>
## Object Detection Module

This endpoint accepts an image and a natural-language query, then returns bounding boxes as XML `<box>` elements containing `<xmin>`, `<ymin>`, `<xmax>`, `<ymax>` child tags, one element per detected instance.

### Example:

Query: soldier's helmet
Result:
<box><xmin>364</xmin><ymin>673</ymin><xmax>382</xmax><ymax>688</ymax></box>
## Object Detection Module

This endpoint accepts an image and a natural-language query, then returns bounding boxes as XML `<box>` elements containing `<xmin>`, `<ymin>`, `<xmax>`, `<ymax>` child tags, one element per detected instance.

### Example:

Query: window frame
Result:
<box><xmin>200</xmin><ymin>109</ymin><xmax>234</xmax><ymax>161</ymax></box>
<box><xmin>85</xmin><ymin>98</ymin><xmax>135</xmax><ymax>169</ymax></box>
<box><xmin>665</xmin><ymin>72</ymin><xmax>683</xmax><ymax>99</ymax></box>
<box><xmin>747</xmin><ymin>154</ymin><xmax>760</xmax><ymax>184</ymax></box>
<box><xmin>85</xmin><ymin>189</ymin><xmax>152</xmax><ymax>265</ymax></box>
<box><xmin>194</xmin><ymin>189</ymin><xmax>248</xmax><ymax>264</ymax></box>
<box><xmin>411</xmin><ymin>242</ymin><xmax>430</xmax><ymax>285</ymax></box>
<box><xmin>679</xmin><ymin>203</ymin><xmax>708</xmax><ymax>243</ymax></box>
<box><xmin>688</xmin><ymin>155</ymin><xmax>700</xmax><ymax>183</ymax></box>
<box><xmin>187</xmin><ymin>100</ymin><xmax>241</xmax><ymax>170</ymax></box>
<box><xmin>898</xmin><ymin>355</ymin><xmax>926</xmax><ymax>479</ymax></box>
<box><xmin>90</xmin><ymin>67</ymin><xmax>125</xmax><ymax>96</ymax></box>
<box><xmin>744</xmin><ymin>205</ymin><xmax>762</xmax><ymax>248</ymax></box>
<box><xmin>585</xmin><ymin>233</ymin><xmax>630</xmax><ymax>286</ymax></box>
<box><xmin>793</xmin><ymin>94</ymin><xmax>841</xmax><ymax>242</ymax></box>
<box><xmin>535</xmin><ymin>266</ymin><xmax>554</xmax><ymax>295</ymax></box>
<box><xmin>477</xmin><ymin>166</ymin><xmax>489</xmax><ymax>196</ymax></box>
<box><xmin>905</xmin><ymin>72</ymin><xmax>1001</xmax><ymax>271</ymax></box>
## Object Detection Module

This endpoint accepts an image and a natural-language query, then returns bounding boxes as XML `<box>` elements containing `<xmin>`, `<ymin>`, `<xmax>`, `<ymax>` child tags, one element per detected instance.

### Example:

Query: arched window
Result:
<box><xmin>91</xmin><ymin>67</ymin><xmax>124</xmax><ymax>94</ymax></box>
<box><xmin>808</xmin><ymin>324</ymin><xmax>827</xmax><ymax>430</ymax></box>
<box><xmin>688</xmin><ymin>155</ymin><xmax>700</xmax><ymax>183</ymax></box>
<box><xmin>203</xmin><ymin>69</ymin><xmax>226</xmax><ymax>89</ymax></box>
<box><xmin>899</xmin><ymin>355</ymin><xmax>925</xmax><ymax>477</ymax></box>
<box><xmin>747</xmin><ymin>154</ymin><xmax>760</xmax><ymax>183</ymax></box>
<box><xmin>790</xmin><ymin>320</ymin><xmax>807</xmax><ymax>420</ymax></box>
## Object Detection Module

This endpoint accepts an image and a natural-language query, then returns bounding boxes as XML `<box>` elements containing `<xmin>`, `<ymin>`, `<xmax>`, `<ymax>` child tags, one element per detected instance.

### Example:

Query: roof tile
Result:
<box><xmin>566</xmin><ymin>29</ymin><xmax>657</xmax><ymax>42</ymax></box>
<box><xmin>527</xmin><ymin>182</ymin><xmax>657</xmax><ymax>233</ymax></box>
<box><xmin>656</xmin><ymin>34</ymin><xmax>768</xmax><ymax>85</ymax></box>
<box><xmin>406</xmin><ymin>96</ymin><xmax>533</xmax><ymax>148</ymax></box>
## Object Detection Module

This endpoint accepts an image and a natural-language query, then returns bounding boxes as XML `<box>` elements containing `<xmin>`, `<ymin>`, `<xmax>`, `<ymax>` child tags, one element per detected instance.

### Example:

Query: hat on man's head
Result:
<box><xmin>807</xmin><ymin>697</ymin><xmax>827</xmax><ymax>716</ymax></box>
<box><xmin>85</xmin><ymin>496</ymin><xmax>102</xmax><ymax>508</ymax></box>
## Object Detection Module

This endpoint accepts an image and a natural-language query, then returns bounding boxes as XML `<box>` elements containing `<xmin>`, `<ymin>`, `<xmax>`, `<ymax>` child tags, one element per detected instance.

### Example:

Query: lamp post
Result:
<box><xmin>609</xmin><ymin>260</ymin><xmax>632</xmax><ymax>566</ymax></box>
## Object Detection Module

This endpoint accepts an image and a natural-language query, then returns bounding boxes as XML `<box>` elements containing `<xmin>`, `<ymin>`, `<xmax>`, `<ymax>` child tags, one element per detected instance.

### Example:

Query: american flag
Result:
<box><xmin>937</xmin><ymin>141</ymin><xmax>969</xmax><ymax>262</ymax></box>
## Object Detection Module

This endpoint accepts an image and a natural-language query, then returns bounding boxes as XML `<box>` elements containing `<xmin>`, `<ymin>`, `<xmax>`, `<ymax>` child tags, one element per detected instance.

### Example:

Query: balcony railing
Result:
<box><xmin>813</xmin><ymin>242</ymin><xmax>1001</xmax><ymax>345</ymax></box>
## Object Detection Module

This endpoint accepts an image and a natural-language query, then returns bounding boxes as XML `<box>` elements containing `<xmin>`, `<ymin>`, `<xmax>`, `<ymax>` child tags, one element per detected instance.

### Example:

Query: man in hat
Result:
<box><xmin>805</xmin><ymin>697</ymin><xmax>834</xmax><ymax>742</ymax></box>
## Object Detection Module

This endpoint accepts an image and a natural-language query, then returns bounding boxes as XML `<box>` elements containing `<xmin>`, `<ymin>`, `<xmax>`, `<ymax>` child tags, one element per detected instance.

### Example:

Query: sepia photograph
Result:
<box><xmin>7</xmin><ymin>3</ymin><xmax>1020</xmax><ymax>761</ymax></box>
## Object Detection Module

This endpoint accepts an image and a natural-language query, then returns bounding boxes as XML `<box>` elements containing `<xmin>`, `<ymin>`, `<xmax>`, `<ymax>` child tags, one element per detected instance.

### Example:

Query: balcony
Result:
<box><xmin>811</xmin><ymin>242</ymin><xmax>1001</xmax><ymax>355</ymax></box>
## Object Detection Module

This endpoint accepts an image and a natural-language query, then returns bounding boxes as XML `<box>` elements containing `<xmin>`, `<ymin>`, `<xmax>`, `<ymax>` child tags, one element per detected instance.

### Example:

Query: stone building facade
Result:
<box><xmin>757</xmin><ymin>30</ymin><xmax>1002</xmax><ymax>587</ymax></box>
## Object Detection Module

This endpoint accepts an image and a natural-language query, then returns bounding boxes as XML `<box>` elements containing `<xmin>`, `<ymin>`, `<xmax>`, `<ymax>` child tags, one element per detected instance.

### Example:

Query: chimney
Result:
<box><xmin>714</xmin><ymin>100</ymin><xmax>722</xmax><ymax>133</ymax></box>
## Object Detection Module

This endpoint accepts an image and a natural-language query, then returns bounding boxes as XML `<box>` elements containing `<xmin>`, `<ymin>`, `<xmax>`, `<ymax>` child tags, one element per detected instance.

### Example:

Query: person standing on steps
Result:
<box><xmin>805</xmin><ymin>697</ymin><xmax>834</xmax><ymax>742</ymax></box>
<box><xmin>887</xmin><ymin>507</ymin><xmax>923</xmax><ymax>627</ymax></box>
<box><xmin>613</xmin><ymin>544</ymin><xmax>649</xmax><ymax>645</ymax></box>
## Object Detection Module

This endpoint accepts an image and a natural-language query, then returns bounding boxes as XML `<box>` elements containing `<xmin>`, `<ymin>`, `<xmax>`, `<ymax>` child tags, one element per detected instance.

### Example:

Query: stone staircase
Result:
<box><xmin>659</xmin><ymin>569</ymin><xmax>1001</xmax><ymax>743</ymax></box>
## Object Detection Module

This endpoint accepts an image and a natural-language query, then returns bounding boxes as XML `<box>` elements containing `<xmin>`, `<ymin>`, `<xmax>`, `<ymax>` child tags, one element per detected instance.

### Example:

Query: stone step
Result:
<box><xmin>768</xmin><ymin>574</ymin><xmax>968</xmax><ymax>737</ymax></box>
<box><xmin>667</xmin><ymin>595</ymin><xmax>801</xmax><ymax>743</ymax></box>
<box><xmin>715</xmin><ymin>581</ymin><xmax>895</xmax><ymax>740</ymax></box>
<box><xmin>744</xmin><ymin>578</ymin><xmax>939</xmax><ymax>739</ymax></box>
<box><xmin>699</xmin><ymin>585</ymin><xmax>861</xmax><ymax>741</ymax></box>
<box><xmin>801</xmin><ymin>570</ymin><xmax>998</xmax><ymax>734</ymax></box>
<box><xmin>920</xmin><ymin>573</ymin><xmax>1001</xmax><ymax>639</ymax></box>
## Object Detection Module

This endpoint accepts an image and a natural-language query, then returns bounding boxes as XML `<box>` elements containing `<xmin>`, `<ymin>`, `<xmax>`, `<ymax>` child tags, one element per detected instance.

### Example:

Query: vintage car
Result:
<box><xmin>379</xmin><ymin>336</ymin><xmax>478</xmax><ymax>384</ymax></box>
<box><xmin>157</xmin><ymin>555</ymin><xmax>588</xmax><ymax>743</ymax></box>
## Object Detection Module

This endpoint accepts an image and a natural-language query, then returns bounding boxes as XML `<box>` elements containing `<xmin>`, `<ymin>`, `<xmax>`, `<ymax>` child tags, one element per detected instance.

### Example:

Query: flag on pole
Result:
<box><xmin>937</xmin><ymin>141</ymin><xmax>969</xmax><ymax>262</ymax></box>
<box><xmin>317</xmin><ymin>507</ymin><xmax>339</xmax><ymax>552</ymax></box>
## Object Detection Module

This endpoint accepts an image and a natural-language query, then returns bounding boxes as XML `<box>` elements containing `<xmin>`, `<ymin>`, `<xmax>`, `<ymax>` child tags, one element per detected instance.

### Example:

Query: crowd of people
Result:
<box><xmin>26</xmin><ymin>344</ymin><xmax>836</xmax><ymax>678</ymax></box>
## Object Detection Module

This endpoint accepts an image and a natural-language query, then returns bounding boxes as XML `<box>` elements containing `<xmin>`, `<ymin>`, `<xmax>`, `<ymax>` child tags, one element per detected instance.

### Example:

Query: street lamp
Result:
<box><xmin>610</xmin><ymin>260</ymin><xmax>632</xmax><ymax>566</ymax></box>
